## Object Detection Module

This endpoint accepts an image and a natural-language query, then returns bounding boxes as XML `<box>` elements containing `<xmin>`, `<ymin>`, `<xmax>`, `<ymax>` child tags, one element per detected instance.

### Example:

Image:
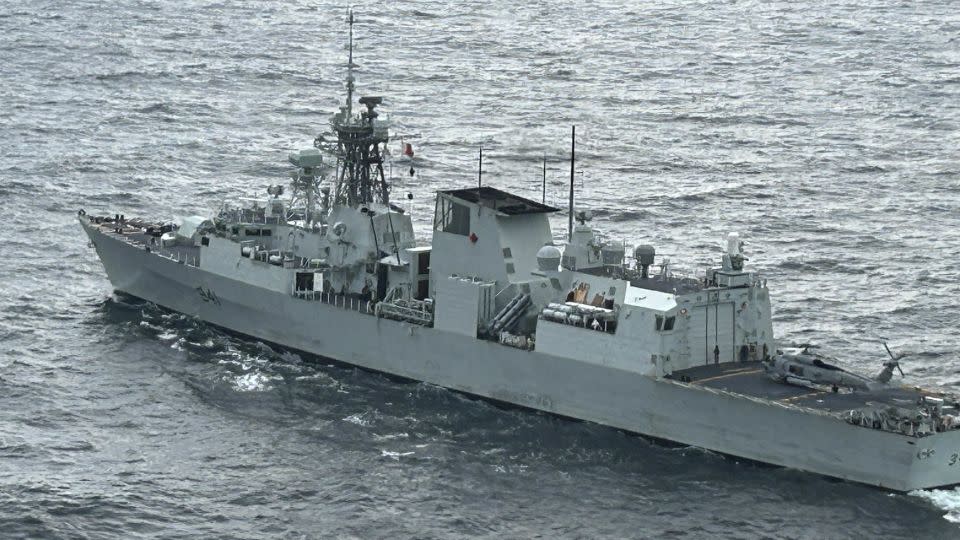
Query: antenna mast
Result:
<box><xmin>542</xmin><ymin>153</ymin><xmax>547</xmax><ymax>204</ymax></box>
<box><xmin>346</xmin><ymin>9</ymin><xmax>354</xmax><ymax>119</ymax></box>
<box><xmin>568</xmin><ymin>125</ymin><xmax>575</xmax><ymax>242</ymax></box>
<box><xmin>325</xmin><ymin>10</ymin><xmax>391</xmax><ymax>208</ymax></box>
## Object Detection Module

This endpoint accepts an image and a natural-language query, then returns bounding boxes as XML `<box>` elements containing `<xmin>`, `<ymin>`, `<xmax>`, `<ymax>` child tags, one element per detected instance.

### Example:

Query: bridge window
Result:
<box><xmin>655</xmin><ymin>315</ymin><xmax>676</xmax><ymax>332</ymax></box>
<box><xmin>434</xmin><ymin>197</ymin><xmax>470</xmax><ymax>236</ymax></box>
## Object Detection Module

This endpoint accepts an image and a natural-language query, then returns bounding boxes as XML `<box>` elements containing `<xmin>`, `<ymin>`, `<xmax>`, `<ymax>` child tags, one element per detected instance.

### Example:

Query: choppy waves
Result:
<box><xmin>2</xmin><ymin>0</ymin><xmax>960</xmax><ymax>537</ymax></box>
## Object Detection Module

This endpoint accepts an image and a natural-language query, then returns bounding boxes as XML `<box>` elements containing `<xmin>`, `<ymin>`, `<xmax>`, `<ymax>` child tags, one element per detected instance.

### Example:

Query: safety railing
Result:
<box><xmin>293</xmin><ymin>290</ymin><xmax>375</xmax><ymax>315</ymax></box>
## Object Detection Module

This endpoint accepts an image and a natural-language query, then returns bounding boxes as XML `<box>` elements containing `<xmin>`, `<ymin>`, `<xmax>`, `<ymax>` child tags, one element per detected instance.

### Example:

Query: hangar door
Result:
<box><xmin>687</xmin><ymin>293</ymin><xmax>736</xmax><ymax>365</ymax></box>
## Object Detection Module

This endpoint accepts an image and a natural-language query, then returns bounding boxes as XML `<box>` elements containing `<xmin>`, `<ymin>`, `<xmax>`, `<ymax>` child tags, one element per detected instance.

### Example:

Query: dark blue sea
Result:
<box><xmin>2</xmin><ymin>1</ymin><xmax>960</xmax><ymax>538</ymax></box>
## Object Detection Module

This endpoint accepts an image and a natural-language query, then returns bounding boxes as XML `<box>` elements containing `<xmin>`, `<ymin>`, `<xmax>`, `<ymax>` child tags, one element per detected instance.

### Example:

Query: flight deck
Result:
<box><xmin>670</xmin><ymin>361</ymin><xmax>944</xmax><ymax>415</ymax></box>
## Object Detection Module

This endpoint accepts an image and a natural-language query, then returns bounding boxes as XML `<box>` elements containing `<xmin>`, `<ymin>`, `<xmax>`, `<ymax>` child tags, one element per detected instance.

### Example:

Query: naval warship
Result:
<box><xmin>79</xmin><ymin>14</ymin><xmax>960</xmax><ymax>492</ymax></box>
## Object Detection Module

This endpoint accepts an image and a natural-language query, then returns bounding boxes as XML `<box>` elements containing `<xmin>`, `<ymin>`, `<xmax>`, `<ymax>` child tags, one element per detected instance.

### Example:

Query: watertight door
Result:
<box><xmin>376</xmin><ymin>264</ymin><xmax>388</xmax><ymax>300</ymax></box>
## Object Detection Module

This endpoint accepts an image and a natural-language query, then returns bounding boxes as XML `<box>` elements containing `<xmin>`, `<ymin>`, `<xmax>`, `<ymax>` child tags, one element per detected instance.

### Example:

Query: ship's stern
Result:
<box><xmin>904</xmin><ymin>429</ymin><xmax>960</xmax><ymax>491</ymax></box>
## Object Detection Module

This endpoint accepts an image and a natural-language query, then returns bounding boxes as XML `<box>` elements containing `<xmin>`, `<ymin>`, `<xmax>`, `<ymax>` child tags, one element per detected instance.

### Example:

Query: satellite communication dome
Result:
<box><xmin>537</xmin><ymin>245</ymin><xmax>562</xmax><ymax>272</ymax></box>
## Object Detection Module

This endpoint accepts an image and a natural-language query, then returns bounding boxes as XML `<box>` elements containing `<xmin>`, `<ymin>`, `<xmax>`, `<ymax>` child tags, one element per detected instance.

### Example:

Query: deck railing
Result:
<box><xmin>102</xmin><ymin>227</ymin><xmax>201</xmax><ymax>267</ymax></box>
<box><xmin>293</xmin><ymin>290</ymin><xmax>374</xmax><ymax>315</ymax></box>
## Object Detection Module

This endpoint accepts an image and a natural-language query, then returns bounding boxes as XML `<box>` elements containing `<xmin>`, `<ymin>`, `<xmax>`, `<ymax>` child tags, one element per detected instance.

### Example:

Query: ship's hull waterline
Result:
<box><xmin>83</xmin><ymin>219</ymin><xmax>960</xmax><ymax>491</ymax></box>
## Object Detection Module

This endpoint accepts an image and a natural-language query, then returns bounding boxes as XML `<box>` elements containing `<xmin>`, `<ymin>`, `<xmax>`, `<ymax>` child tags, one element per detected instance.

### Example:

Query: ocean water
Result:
<box><xmin>2</xmin><ymin>0</ymin><xmax>960</xmax><ymax>538</ymax></box>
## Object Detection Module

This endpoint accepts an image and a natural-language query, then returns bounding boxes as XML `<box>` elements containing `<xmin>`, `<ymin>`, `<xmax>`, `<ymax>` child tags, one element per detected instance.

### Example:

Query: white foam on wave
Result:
<box><xmin>217</xmin><ymin>358</ymin><xmax>242</xmax><ymax>369</ymax></box>
<box><xmin>343</xmin><ymin>411</ymin><xmax>375</xmax><ymax>427</ymax></box>
<box><xmin>232</xmin><ymin>371</ymin><xmax>276</xmax><ymax>392</ymax></box>
<box><xmin>493</xmin><ymin>463</ymin><xmax>529</xmax><ymax>474</ymax></box>
<box><xmin>138</xmin><ymin>320</ymin><xmax>165</xmax><ymax>333</ymax></box>
<box><xmin>373</xmin><ymin>432</ymin><xmax>409</xmax><ymax>441</ymax></box>
<box><xmin>279</xmin><ymin>351</ymin><xmax>302</xmax><ymax>364</ymax></box>
<box><xmin>343</xmin><ymin>413</ymin><xmax>368</xmax><ymax>426</ymax></box>
<box><xmin>187</xmin><ymin>338</ymin><xmax>216</xmax><ymax>349</ymax></box>
<box><xmin>909</xmin><ymin>487</ymin><xmax>960</xmax><ymax>523</ymax></box>
<box><xmin>380</xmin><ymin>449</ymin><xmax>414</xmax><ymax>460</ymax></box>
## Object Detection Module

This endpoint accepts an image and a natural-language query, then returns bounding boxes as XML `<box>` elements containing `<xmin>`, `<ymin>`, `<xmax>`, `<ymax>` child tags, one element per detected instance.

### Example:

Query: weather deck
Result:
<box><xmin>91</xmin><ymin>221</ymin><xmax>201</xmax><ymax>266</ymax></box>
<box><xmin>576</xmin><ymin>267</ymin><xmax>706</xmax><ymax>295</ymax></box>
<box><xmin>671</xmin><ymin>361</ymin><xmax>936</xmax><ymax>413</ymax></box>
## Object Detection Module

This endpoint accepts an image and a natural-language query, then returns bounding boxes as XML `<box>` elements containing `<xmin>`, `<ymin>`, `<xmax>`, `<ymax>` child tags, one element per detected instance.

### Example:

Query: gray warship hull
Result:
<box><xmin>81</xmin><ymin>219</ymin><xmax>960</xmax><ymax>492</ymax></box>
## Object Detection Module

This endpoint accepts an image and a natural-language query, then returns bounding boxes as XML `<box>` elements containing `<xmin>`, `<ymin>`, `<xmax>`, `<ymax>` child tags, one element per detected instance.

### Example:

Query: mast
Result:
<box><xmin>542</xmin><ymin>153</ymin><xmax>547</xmax><ymax>204</ymax></box>
<box><xmin>568</xmin><ymin>125</ymin><xmax>575</xmax><ymax>242</ymax></box>
<box><xmin>324</xmin><ymin>10</ymin><xmax>391</xmax><ymax>208</ymax></box>
<box><xmin>346</xmin><ymin>9</ymin><xmax>354</xmax><ymax>119</ymax></box>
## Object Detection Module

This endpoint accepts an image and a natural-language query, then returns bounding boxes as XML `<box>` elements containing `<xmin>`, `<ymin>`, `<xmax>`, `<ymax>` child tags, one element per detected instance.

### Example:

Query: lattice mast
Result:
<box><xmin>324</xmin><ymin>9</ymin><xmax>391</xmax><ymax>208</ymax></box>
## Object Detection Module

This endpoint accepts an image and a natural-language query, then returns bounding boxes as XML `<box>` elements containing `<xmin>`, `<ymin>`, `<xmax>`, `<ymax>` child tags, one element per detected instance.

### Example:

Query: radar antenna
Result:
<box><xmin>318</xmin><ymin>9</ymin><xmax>392</xmax><ymax>209</ymax></box>
<box><xmin>288</xmin><ymin>149</ymin><xmax>328</xmax><ymax>227</ymax></box>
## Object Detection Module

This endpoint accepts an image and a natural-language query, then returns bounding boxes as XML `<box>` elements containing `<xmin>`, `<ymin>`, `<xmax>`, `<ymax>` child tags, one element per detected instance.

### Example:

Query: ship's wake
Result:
<box><xmin>909</xmin><ymin>488</ymin><xmax>960</xmax><ymax>523</ymax></box>
<box><xmin>100</xmin><ymin>292</ymin><xmax>311</xmax><ymax>394</ymax></box>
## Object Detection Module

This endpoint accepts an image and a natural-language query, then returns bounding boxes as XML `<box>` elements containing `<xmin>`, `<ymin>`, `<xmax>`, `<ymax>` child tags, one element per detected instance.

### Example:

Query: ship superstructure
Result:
<box><xmin>78</xmin><ymin>13</ymin><xmax>960</xmax><ymax>491</ymax></box>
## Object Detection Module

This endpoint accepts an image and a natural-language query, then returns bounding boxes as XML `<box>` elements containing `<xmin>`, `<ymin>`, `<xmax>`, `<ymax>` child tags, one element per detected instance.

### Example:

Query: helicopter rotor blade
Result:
<box><xmin>883</xmin><ymin>342</ymin><xmax>896</xmax><ymax>361</ymax></box>
<box><xmin>897</xmin><ymin>364</ymin><xmax>905</xmax><ymax>377</ymax></box>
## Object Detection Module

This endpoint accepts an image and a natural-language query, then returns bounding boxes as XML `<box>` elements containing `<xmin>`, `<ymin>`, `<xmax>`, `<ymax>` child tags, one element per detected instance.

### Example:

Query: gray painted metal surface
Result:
<box><xmin>81</xmin><ymin>218</ymin><xmax>960</xmax><ymax>491</ymax></box>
